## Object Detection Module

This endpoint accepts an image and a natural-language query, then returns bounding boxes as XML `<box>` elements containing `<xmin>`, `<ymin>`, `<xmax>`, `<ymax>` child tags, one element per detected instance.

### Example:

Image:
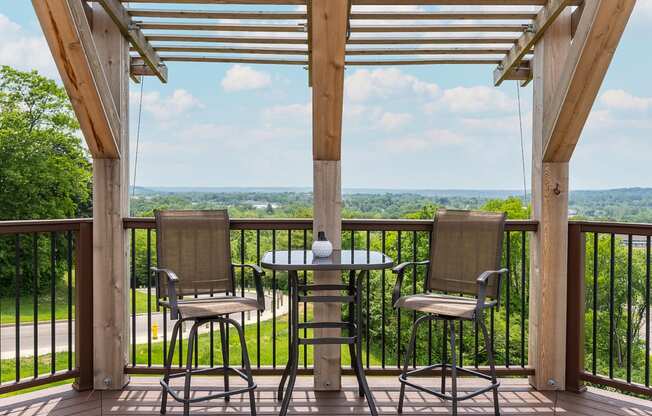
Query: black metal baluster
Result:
<box><xmin>412</xmin><ymin>231</ymin><xmax>417</xmax><ymax>368</ymax></box>
<box><xmin>67</xmin><ymin>231</ymin><xmax>73</xmax><ymax>371</ymax></box>
<box><xmin>520</xmin><ymin>231</ymin><xmax>526</xmax><ymax>368</ymax></box>
<box><xmin>646</xmin><ymin>235</ymin><xmax>651</xmax><ymax>387</ymax></box>
<box><xmin>50</xmin><ymin>232</ymin><xmax>56</xmax><ymax>374</ymax></box>
<box><xmin>257</xmin><ymin>229</ymin><xmax>261</xmax><ymax>369</ymax></box>
<box><xmin>33</xmin><ymin>234</ymin><xmax>39</xmax><ymax>378</ymax></box>
<box><xmin>626</xmin><ymin>234</ymin><xmax>632</xmax><ymax>383</ymax></box>
<box><xmin>242</xmin><ymin>229</ymin><xmax>247</xmax><ymax>367</ymax></box>
<box><xmin>366</xmin><ymin>230</ymin><xmax>371</xmax><ymax>368</ymax></box>
<box><xmin>302</xmin><ymin>229</ymin><xmax>307</xmax><ymax>368</ymax></box>
<box><xmin>505</xmin><ymin>231</ymin><xmax>511</xmax><ymax>367</ymax></box>
<box><xmin>131</xmin><ymin>229</ymin><xmax>136</xmax><ymax>366</ymax></box>
<box><xmin>397</xmin><ymin>231</ymin><xmax>402</xmax><ymax>368</ymax></box>
<box><xmin>272</xmin><ymin>230</ymin><xmax>277</xmax><ymax>369</ymax></box>
<box><xmin>147</xmin><ymin>229</ymin><xmax>152</xmax><ymax>367</ymax></box>
<box><xmin>15</xmin><ymin>235</ymin><xmax>21</xmax><ymax>382</ymax></box>
<box><xmin>609</xmin><ymin>233</ymin><xmax>615</xmax><ymax>379</ymax></box>
<box><xmin>163</xmin><ymin>307</ymin><xmax>168</xmax><ymax>368</ymax></box>
<box><xmin>593</xmin><ymin>232</ymin><xmax>598</xmax><ymax>375</ymax></box>
<box><xmin>381</xmin><ymin>231</ymin><xmax>386</xmax><ymax>369</ymax></box>
<box><xmin>428</xmin><ymin>231</ymin><xmax>433</xmax><ymax>367</ymax></box>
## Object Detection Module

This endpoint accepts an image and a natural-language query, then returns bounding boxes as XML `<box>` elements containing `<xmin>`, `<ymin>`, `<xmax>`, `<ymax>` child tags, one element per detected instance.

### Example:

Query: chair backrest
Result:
<box><xmin>155</xmin><ymin>210</ymin><xmax>234</xmax><ymax>298</ymax></box>
<box><xmin>428</xmin><ymin>209</ymin><xmax>506</xmax><ymax>299</ymax></box>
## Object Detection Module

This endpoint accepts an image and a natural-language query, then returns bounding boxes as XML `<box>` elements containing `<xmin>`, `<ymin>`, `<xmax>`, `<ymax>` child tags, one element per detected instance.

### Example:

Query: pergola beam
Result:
<box><xmin>97</xmin><ymin>0</ymin><xmax>168</xmax><ymax>83</ymax></box>
<box><xmin>138</xmin><ymin>22</ymin><xmax>528</xmax><ymax>33</ymax></box>
<box><xmin>32</xmin><ymin>0</ymin><xmax>120</xmax><ymax>158</ymax></box>
<box><xmin>543</xmin><ymin>0</ymin><xmax>636</xmax><ymax>162</ymax></box>
<box><xmin>129</xmin><ymin>9</ymin><xmax>537</xmax><ymax>20</ymax></box>
<box><xmin>119</xmin><ymin>0</ymin><xmax>576</xmax><ymax>4</ymax></box>
<box><xmin>493</xmin><ymin>0</ymin><xmax>572</xmax><ymax>86</ymax></box>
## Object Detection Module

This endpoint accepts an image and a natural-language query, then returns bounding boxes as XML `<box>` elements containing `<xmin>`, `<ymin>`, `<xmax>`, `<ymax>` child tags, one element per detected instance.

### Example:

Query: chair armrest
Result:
<box><xmin>391</xmin><ymin>261</ymin><xmax>430</xmax><ymax>308</ymax></box>
<box><xmin>476</xmin><ymin>268</ymin><xmax>508</xmax><ymax>313</ymax></box>
<box><xmin>151</xmin><ymin>267</ymin><xmax>180</xmax><ymax>319</ymax></box>
<box><xmin>232</xmin><ymin>264</ymin><xmax>266</xmax><ymax>312</ymax></box>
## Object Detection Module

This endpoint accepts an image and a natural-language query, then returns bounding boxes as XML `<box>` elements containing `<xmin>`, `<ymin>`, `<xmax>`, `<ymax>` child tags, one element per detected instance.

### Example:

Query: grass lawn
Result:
<box><xmin>1</xmin><ymin>308</ymin><xmax>383</xmax><ymax>398</ymax></box>
<box><xmin>0</xmin><ymin>289</ymin><xmax>157</xmax><ymax>325</ymax></box>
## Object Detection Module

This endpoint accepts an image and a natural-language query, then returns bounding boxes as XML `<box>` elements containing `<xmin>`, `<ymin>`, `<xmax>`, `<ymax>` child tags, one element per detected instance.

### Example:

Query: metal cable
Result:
<box><xmin>131</xmin><ymin>76</ymin><xmax>145</xmax><ymax>214</ymax></box>
<box><xmin>516</xmin><ymin>81</ymin><xmax>528</xmax><ymax>205</ymax></box>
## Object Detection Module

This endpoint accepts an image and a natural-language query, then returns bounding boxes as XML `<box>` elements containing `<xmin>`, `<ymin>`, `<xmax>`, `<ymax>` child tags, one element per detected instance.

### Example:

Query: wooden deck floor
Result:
<box><xmin>1</xmin><ymin>376</ymin><xmax>650</xmax><ymax>415</ymax></box>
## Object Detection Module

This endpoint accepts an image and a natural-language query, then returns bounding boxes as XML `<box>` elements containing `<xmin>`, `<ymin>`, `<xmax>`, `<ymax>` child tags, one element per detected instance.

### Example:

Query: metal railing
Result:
<box><xmin>123</xmin><ymin>218</ymin><xmax>537</xmax><ymax>377</ymax></box>
<box><xmin>568</xmin><ymin>221</ymin><xmax>652</xmax><ymax>397</ymax></box>
<box><xmin>0</xmin><ymin>219</ymin><xmax>92</xmax><ymax>395</ymax></box>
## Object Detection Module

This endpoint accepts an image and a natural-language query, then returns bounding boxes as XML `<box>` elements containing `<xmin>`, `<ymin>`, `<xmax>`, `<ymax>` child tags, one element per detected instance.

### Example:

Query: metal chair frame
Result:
<box><xmin>392</xmin><ymin>210</ymin><xmax>507</xmax><ymax>416</ymax></box>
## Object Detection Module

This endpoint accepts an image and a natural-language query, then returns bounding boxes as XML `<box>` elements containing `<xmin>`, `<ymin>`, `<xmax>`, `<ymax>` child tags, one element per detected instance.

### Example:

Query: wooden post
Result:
<box><xmin>73</xmin><ymin>221</ymin><xmax>93</xmax><ymax>392</ymax></box>
<box><xmin>528</xmin><ymin>8</ymin><xmax>572</xmax><ymax>391</ymax></box>
<box><xmin>91</xmin><ymin>4</ymin><xmax>130</xmax><ymax>390</ymax></box>
<box><xmin>310</xmin><ymin>0</ymin><xmax>348</xmax><ymax>391</ymax></box>
<box><xmin>566</xmin><ymin>223</ymin><xmax>586</xmax><ymax>393</ymax></box>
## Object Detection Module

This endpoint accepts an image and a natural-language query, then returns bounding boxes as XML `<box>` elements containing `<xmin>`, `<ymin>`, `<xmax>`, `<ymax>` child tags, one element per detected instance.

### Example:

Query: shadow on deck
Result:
<box><xmin>1</xmin><ymin>376</ymin><xmax>651</xmax><ymax>415</ymax></box>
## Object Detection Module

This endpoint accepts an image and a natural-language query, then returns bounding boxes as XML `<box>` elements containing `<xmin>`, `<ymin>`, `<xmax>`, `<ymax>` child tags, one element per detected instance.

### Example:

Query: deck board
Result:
<box><xmin>1</xmin><ymin>376</ymin><xmax>650</xmax><ymax>415</ymax></box>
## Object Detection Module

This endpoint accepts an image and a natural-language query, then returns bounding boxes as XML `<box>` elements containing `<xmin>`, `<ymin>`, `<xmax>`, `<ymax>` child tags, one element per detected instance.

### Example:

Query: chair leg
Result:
<box><xmin>479</xmin><ymin>318</ymin><xmax>500</xmax><ymax>416</ymax></box>
<box><xmin>449</xmin><ymin>321</ymin><xmax>458</xmax><ymax>416</ymax></box>
<box><xmin>230</xmin><ymin>319</ymin><xmax>257</xmax><ymax>416</ymax></box>
<box><xmin>348</xmin><ymin>270</ymin><xmax>364</xmax><ymax>397</ymax></box>
<box><xmin>279</xmin><ymin>271</ymin><xmax>300</xmax><ymax>416</ymax></box>
<box><xmin>219</xmin><ymin>321</ymin><xmax>230</xmax><ymax>403</ymax></box>
<box><xmin>441</xmin><ymin>320</ymin><xmax>447</xmax><ymax>395</ymax></box>
<box><xmin>183</xmin><ymin>321</ymin><xmax>199</xmax><ymax>416</ymax></box>
<box><xmin>398</xmin><ymin>315</ymin><xmax>422</xmax><ymax>414</ymax></box>
<box><xmin>277</xmin><ymin>280</ymin><xmax>295</xmax><ymax>401</ymax></box>
<box><xmin>161</xmin><ymin>318</ymin><xmax>183</xmax><ymax>415</ymax></box>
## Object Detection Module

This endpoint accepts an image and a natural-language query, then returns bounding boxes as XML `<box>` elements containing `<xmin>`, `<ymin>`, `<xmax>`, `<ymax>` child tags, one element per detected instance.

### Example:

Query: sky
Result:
<box><xmin>1</xmin><ymin>1</ymin><xmax>651</xmax><ymax>191</ymax></box>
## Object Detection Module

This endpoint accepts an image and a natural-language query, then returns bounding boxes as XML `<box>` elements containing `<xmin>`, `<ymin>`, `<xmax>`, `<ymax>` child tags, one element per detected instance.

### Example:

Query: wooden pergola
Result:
<box><xmin>32</xmin><ymin>0</ymin><xmax>635</xmax><ymax>394</ymax></box>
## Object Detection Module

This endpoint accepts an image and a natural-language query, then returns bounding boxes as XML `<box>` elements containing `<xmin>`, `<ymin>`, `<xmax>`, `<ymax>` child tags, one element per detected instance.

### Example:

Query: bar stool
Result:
<box><xmin>153</xmin><ymin>210</ymin><xmax>265</xmax><ymax>416</ymax></box>
<box><xmin>393</xmin><ymin>209</ymin><xmax>507</xmax><ymax>416</ymax></box>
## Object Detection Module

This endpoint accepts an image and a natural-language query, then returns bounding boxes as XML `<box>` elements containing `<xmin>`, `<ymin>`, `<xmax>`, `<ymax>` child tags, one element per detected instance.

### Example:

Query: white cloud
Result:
<box><xmin>345</xmin><ymin>68</ymin><xmax>439</xmax><ymax>102</ymax></box>
<box><xmin>382</xmin><ymin>129</ymin><xmax>466</xmax><ymax>152</ymax></box>
<box><xmin>379</xmin><ymin>112</ymin><xmax>413</xmax><ymax>130</ymax></box>
<box><xmin>132</xmin><ymin>89</ymin><xmax>204</xmax><ymax>121</ymax></box>
<box><xmin>600</xmin><ymin>89</ymin><xmax>652</xmax><ymax>111</ymax></box>
<box><xmin>262</xmin><ymin>102</ymin><xmax>311</xmax><ymax>122</ymax></box>
<box><xmin>0</xmin><ymin>14</ymin><xmax>58</xmax><ymax>78</ymax></box>
<box><xmin>426</xmin><ymin>86</ymin><xmax>515</xmax><ymax>113</ymax></box>
<box><xmin>221</xmin><ymin>65</ymin><xmax>272</xmax><ymax>92</ymax></box>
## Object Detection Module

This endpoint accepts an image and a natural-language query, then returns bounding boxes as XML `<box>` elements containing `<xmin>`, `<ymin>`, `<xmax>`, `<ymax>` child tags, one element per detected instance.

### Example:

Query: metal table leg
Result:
<box><xmin>352</xmin><ymin>270</ymin><xmax>378</xmax><ymax>416</ymax></box>
<box><xmin>279</xmin><ymin>271</ymin><xmax>299</xmax><ymax>416</ymax></box>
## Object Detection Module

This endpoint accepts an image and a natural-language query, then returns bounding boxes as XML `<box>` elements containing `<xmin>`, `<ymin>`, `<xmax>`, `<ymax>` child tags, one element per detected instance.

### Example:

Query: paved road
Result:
<box><xmin>1</xmin><ymin>292</ymin><xmax>288</xmax><ymax>360</ymax></box>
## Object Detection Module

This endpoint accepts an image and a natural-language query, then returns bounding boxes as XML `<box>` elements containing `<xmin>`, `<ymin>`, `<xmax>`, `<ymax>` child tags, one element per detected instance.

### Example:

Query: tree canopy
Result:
<box><xmin>0</xmin><ymin>66</ymin><xmax>91</xmax><ymax>220</ymax></box>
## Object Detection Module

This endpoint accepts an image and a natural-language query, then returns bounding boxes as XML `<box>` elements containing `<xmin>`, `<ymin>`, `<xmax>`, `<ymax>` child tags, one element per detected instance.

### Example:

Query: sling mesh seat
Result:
<box><xmin>393</xmin><ymin>209</ymin><xmax>507</xmax><ymax>416</ymax></box>
<box><xmin>153</xmin><ymin>210</ymin><xmax>265</xmax><ymax>416</ymax></box>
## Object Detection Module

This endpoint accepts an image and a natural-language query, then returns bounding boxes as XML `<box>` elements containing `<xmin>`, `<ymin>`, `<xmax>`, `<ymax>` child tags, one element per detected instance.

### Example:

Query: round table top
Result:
<box><xmin>261</xmin><ymin>250</ymin><xmax>394</xmax><ymax>271</ymax></box>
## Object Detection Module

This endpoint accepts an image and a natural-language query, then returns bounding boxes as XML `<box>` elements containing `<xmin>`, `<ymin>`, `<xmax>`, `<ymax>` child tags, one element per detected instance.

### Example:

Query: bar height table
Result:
<box><xmin>261</xmin><ymin>249</ymin><xmax>394</xmax><ymax>416</ymax></box>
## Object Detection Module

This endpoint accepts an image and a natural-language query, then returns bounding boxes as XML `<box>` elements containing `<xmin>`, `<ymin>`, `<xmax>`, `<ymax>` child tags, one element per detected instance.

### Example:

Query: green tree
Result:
<box><xmin>0</xmin><ymin>66</ymin><xmax>91</xmax><ymax>295</ymax></box>
<box><xmin>0</xmin><ymin>66</ymin><xmax>91</xmax><ymax>220</ymax></box>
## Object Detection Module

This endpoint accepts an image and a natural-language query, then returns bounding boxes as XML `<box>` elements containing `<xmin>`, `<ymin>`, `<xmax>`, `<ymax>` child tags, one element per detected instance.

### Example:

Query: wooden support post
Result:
<box><xmin>91</xmin><ymin>3</ymin><xmax>130</xmax><ymax>390</ymax></box>
<box><xmin>528</xmin><ymin>8</ymin><xmax>572</xmax><ymax>391</ymax></box>
<box><xmin>310</xmin><ymin>0</ymin><xmax>348</xmax><ymax>391</ymax></box>
<box><xmin>566</xmin><ymin>223</ymin><xmax>586</xmax><ymax>393</ymax></box>
<box><xmin>73</xmin><ymin>221</ymin><xmax>93</xmax><ymax>392</ymax></box>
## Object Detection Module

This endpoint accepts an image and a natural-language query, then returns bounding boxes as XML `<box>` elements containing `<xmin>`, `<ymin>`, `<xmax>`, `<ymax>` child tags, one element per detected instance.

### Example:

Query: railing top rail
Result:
<box><xmin>571</xmin><ymin>220</ymin><xmax>652</xmax><ymax>236</ymax></box>
<box><xmin>0</xmin><ymin>218</ymin><xmax>92</xmax><ymax>234</ymax></box>
<box><xmin>122</xmin><ymin>217</ymin><xmax>538</xmax><ymax>231</ymax></box>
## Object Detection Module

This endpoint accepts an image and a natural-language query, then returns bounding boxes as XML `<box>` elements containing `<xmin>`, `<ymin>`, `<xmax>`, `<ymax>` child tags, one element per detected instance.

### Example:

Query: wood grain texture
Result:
<box><xmin>97</xmin><ymin>0</ymin><xmax>168</xmax><ymax>83</ymax></box>
<box><xmin>312</xmin><ymin>160</ymin><xmax>343</xmax><ymax>391</ymax></box>
<box><xmin>310</xmin><ymin>0</ymin><xmax>348</xmax><ymax>161</ymax></box>
<box><xmin>528</xmin><ymin>8</ymin><xmax>571</xmax><ymax>391</ymax></box>
<box><xmin>2</xmin><ymin>376</ymin><xmax>651</xmax><ymax>415</ymax></box>
<box><xmin>543</xmin><ymin>0</ymin><xmax>636</xmax><ymax>162</ymax></box>
<box><xmin>32</xmin><ymin>0</ymin><xmax>120</xmax><ymax>158</ymax></box>
<box><xmin>91</xmin><ymin>3</ymin><xmax>131</xmax><ymax>391</ymax></box>
<box><xmin>493</xmin><ymin>0</ymin><xmax>571</xmax><ymax>86</ymax></box>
